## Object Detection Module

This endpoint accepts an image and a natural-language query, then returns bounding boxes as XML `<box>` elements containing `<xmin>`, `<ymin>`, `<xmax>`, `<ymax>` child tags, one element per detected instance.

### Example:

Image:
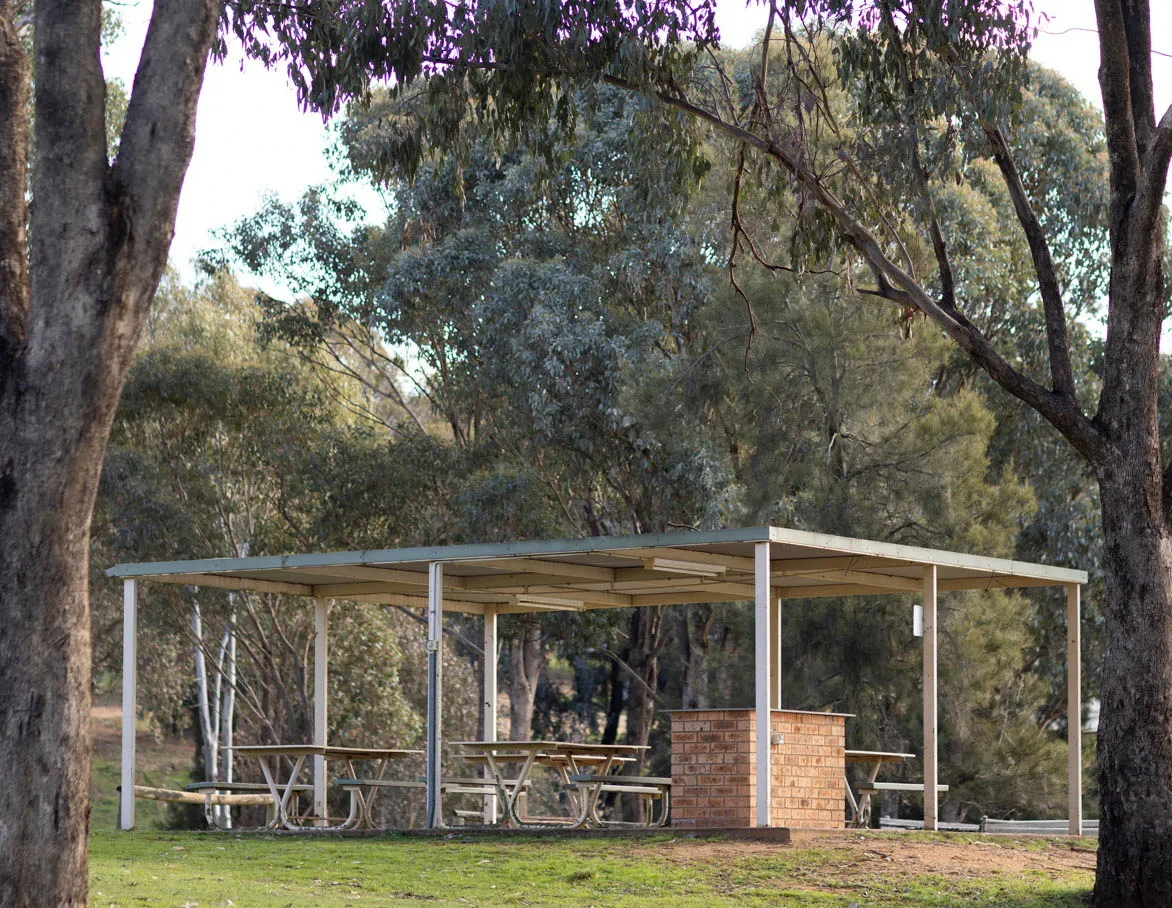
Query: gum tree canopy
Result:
<box><xmin>228</xmin><ymin>1</ymin><xmax>1169</xmax><ymax>905</ymax></box>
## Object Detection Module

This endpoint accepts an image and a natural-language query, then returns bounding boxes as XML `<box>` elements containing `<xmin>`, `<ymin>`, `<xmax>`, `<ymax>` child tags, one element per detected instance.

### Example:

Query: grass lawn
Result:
<box><xmin>88</xmin><ymin>701</ymin><xmax>1094</xmax><ymax>906</ymax></box>
<box><xmin>89</xmin><ymin>829</ymin><xmax>1095</xmax><ymax>907</ymax></box>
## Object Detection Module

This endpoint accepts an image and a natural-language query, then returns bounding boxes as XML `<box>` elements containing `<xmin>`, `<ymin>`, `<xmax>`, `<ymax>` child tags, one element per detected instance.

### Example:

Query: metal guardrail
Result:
<box><xmin>980</xmin><ymin>817</ymin><xmax>1099</xmax><ymax>836</ymax></box>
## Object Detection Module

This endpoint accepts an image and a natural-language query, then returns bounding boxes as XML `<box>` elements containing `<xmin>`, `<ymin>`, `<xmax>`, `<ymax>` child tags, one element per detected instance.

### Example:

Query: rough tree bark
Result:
<box><xmin>679</xmin><ymin>605</ymin><xmax>713</xmax><ymax>710</ymax></box>
<box><xmin>506</xmin><ymin>617</ymin><xmax>545</xmax><ymax>740</ymax></box>
<box><xmin>620</xmin><ymin>607</ymin><xmax>662</xmax><ymax>822</ymax></box>
<box><xmin>623</xmin><ymin>608</ymin><xmax>663</xmax><ymax>756</ymax></box>
<box><xmin>0</xmin><ymin>0</ymin><xmax>218</xmax><ymax>904</ymax></box>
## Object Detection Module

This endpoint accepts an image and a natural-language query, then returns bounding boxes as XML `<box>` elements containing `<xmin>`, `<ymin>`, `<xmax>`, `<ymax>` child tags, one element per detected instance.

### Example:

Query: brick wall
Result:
<box><xmin>670</xmin><ymin>710</ymin><xmax>756</xmax><ymax>828</ymax></box>
<box><xmin>769</xmin><ymin>710</ymin><xmax>846</xmax><ymax>828</ymax></box>
<box><xmin>669</xmin><ymin>709</ymin><xmax>846</xmax><ymax>829</ymax></box>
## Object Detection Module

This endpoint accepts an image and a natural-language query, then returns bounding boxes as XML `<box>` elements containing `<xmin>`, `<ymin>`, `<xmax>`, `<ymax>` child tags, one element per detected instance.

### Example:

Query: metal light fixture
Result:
<box><xmin>643</xmin><ymin>557</ymin><xmax>727</xmax><ymax>578</ymax></box>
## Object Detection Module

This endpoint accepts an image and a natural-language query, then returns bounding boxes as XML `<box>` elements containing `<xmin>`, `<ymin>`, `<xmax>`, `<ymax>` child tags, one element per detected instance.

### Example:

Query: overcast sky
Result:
<box><xmin>101</xmin><ymin>1</ymin><xmax>1172</xmax><ymax>278</ymax></box>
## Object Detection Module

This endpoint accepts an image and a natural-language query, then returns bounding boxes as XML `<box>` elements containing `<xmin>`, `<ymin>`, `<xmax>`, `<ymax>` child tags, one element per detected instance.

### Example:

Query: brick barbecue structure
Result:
<box><xmin>669</xmin><ymin>708</ymin><xmax>850</xmax><ymax>829</ymax></box>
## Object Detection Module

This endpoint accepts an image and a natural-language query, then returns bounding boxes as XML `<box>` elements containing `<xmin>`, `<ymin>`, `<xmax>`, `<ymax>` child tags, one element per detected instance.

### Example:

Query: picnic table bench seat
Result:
<box><xmin>979</xmin><ymin>817</ymin><xmax>1097</xmax><ymax>835</ymax></box>
<box><xmin>333</xmin><ymin>776</ymin><xmax>524</xmax><ymax>794</ymax></box>
<box><xmin>856</xmin><ymin>782</ymin><xmax>950</xmax><ymax>795</ymax></box>
<box><xmin>567</xmin><ymin>773</ymin><xmax>671</xmax><ymax>827</ymax></box>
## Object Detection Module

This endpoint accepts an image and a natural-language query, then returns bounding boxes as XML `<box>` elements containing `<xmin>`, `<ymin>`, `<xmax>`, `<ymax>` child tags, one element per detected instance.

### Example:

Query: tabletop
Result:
<box><xmin>845</xmin><ymin>750</ymin><xmax>915</xmax><ymax>763</ymax></box>
<box><xmin>231</xmin><ymin>745</ymin><xmax>422</xmax><ymax>760</ymax></box>
<box><xmin>455</xmin><ymin>741</ymin><xmax>647</xmax><ymax>753</ymax></box>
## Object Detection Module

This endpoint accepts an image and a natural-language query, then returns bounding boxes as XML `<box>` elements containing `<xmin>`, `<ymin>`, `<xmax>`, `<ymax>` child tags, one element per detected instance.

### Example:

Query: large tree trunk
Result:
<box><xmin>622</xmin><ymin>607</ymin><xmax>663</xmax><ymax>822</ymax></box>
<box><xmin>0</xmin><ymin>1</ymin><xmax>217</xmax><ymax>903</ymax></box>
<box><xmin>1094</xmin><ymin>471</ymin><xmax>1172</xmax><ymax>906</ymax></box>
<box><xmin>679</xmin><ymin>605</ymin><xmax>714</xmax><ymax>710</ymax></box>
<box><xmin>0</xmin><ymin>427</ymin><xmax>105</xmax><ymax>905</ymax></box>
<box><xmin>506</xmin><ymin>618</ymin><xmax>544</xmax><ymax>740</ymax></box>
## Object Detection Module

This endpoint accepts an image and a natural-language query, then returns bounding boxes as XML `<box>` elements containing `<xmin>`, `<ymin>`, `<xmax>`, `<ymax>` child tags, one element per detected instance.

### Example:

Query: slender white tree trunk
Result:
<box><xmin>191</xmin><ymin>600</ymin><xmax>219</xmax><ymax>787</ymax></box>
<box><xmin>219</xmin><ymin>604</ymin><xmax>237</xmax><ymax>828</ymax></box>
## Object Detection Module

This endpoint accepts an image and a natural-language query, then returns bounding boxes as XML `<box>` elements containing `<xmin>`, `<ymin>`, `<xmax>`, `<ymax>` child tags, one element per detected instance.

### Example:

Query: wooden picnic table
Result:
<box><xmin>230</xmin><ymin>744</ymin><xmax>422</xmax><ymax>830</ymax></box>
<box><xmin>844</xmin><ymin>750</ymin><xmax>915</xmax><ymax>827</ymax></box>
<box><xmin>453</xmin><ymin>741</ymin><xmax>647</xmax><ymax>828</ymax></box>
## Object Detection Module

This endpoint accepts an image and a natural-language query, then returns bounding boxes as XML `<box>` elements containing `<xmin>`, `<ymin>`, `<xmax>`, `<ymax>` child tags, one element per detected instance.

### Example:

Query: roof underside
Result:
<box><xmin>107</xmin><ymin>526</ymin><xmax>1087</xmax><ymax>615</ymax></box>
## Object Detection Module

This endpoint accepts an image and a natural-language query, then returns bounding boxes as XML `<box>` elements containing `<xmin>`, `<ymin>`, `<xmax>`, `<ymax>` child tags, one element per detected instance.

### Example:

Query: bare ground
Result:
<box><xmin>637</xmin><ymin>826</ymin><xmax>1095</xmax><ymax>893</ymax></box>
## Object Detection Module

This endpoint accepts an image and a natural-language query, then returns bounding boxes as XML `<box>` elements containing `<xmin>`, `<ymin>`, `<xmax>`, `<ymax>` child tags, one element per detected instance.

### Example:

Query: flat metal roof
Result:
<box><xmin>107</xmin><ymin>526</ymin><xmax>1086</xmax><ymax>614</ymax></box>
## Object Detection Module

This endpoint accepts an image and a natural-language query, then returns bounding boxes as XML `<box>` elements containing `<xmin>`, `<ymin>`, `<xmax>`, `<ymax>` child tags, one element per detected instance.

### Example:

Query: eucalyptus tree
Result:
<box><xmin>232</xmin><ymin>2</ymin><xmax>1170</xmax><ymax>899</ymax></box>
<box><xmin>218</xmin><ymin>88</ymin><xmax>728</xmax><ymax>766</ymax></box>
<box><xmin>91</xmin><ymin>273</ymin><xmax>432</xmax><ymax>825</ymax></box>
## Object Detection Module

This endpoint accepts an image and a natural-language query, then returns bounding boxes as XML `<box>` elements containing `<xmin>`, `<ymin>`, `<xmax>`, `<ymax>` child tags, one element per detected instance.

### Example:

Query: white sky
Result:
<box><xmin>100</xmin><ymin>1</ymin><xmax>1171</xmax><ymax>278</ymax></box>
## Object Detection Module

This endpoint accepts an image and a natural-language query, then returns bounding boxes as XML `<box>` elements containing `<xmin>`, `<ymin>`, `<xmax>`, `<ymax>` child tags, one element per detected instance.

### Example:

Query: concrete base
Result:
<box><xmin>397</xmin><ymin>825</ymin><xmax>793</xmax><ymax>843</ymax></box>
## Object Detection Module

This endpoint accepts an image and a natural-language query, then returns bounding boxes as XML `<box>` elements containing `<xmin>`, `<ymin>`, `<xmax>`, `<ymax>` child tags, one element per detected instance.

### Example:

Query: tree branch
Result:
<box><xmin>1120</xmin><ymin>0</ymin><xmax>1156</xmax><ymax>154</ymax></box>
<box><xmin>611</xmin><ymin>79</ymin><xmax>1109</xmax><ymax>466</ymax></box>
<box><xmin>112</xmin><ymin>0</ymin><xmax>219</xmax><ymax>333</ymax></box>
<box><xmin>390</xmin><ymin>48</ymin><xmax>1112</xmax><ymax>466</ymax></box>
<box><xmin>982</xmin><ymin>125</ymin><xmax>1078</xmax><ymax>400</ymax></box>
<box><xmin>1093</xmin><ymin>0</ymin><xmax>1141</xmax><ymax>233</ymax></box>
<box><xmin>0</xmin><ymin>1</ymin><xmax>29</xmax><ymax>356</ymax></box>
<box><xmin>1134</xmin><ymin>100</ymin><xmax>1172</xmax><ymax>252</ymax></box>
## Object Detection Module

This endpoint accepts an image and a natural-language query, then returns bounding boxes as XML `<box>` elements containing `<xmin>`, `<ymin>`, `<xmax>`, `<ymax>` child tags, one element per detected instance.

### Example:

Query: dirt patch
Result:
<box><xmin>635</xmin><ymin>828</ymin><xmax>1095</xmax><ymax>886</ymax></box>
<box><xmin>91</xmin><ymin>702</ymin><xmax>123</xmax><ymax>750</ymax></box>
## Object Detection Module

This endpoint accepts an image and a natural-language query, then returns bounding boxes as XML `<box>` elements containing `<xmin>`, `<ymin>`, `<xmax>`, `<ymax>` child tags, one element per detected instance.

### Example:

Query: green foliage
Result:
<box><xmin>91</xmin><ymin>274</ymin><xmax>440</xmax><ymax>822</ymax></box>
<box><xmin>221</xmin><ymin>0</ymin><xmax>717</xmax><ymax>175</ymax></box>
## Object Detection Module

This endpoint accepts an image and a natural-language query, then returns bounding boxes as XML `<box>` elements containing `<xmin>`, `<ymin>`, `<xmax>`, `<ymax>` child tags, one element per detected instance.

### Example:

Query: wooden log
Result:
<box><xmin>132</xmin><ymin>785</ymin><xmax>272</xmax><ymax>807</ymax></box>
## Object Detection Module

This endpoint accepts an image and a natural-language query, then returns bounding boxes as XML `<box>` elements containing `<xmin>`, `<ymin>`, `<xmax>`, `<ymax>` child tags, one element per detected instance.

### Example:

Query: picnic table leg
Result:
<box><xmin>275</xmin><ymin>755</ymin><xmax>308</xmax><ymax>830</ymax></box>
<box><xmin>567</xmin><ymin>755</ymin><xmax>592</xmax><ymax>828</ymax></box>
<box><xmin>571</xmin><ymin>753</ymin><xmax>615</xmax><ymax>829</ymax></box>
<box><xmin>656</xmin><ymin>787</ymin><xmax>670</xmax><ymax>827</ymax></box>
<box><xmin>845</xmin><ymin>777</ymin><xmax>862</xmax><ymax>827</ymax></box>
<box><xmin>550</xmin><ymin>760</ymin><xmax>581</xmax><ymax>820</ymax></box>
<box><xmin>337</xmin><ymin>758</ymin><xmax>363</xmax><ymax>830</ymax></box>
<box><xmin>487</xmin><ymin>750</ymin><xmax>538</xmax><ymax>828</ymax></box>
<box><xmin>343</xmin><ymin>788</ymin><xmax>362</xmax><ymax>828</ymax></box>
<box><xmin>256</xmin><ymin>757</ymin><xmax>286</xmax><ymax>829</ymax></box>
<box><xmin>355</xmin><ymin>757</ymin><xmax>391</xmax><ymax>829</ymax></box>
<box><xmin>590</xmin><ymin>754</ymin><xmax>618</xmax><ymax>826</ymax></box>
<box><xmin>857</xmin><ymin>760</ymin><xmax>883</xmax><ymax>828</ymax></box>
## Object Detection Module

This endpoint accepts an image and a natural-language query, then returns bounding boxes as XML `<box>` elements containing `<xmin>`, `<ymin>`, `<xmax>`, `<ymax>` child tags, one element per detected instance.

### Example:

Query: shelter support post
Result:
<box><xmin>1067</xmin><ymin>584</ymin><xmax>1083</xmax><ymax>836</ymax></box>
<box><xmin>482</xmin><ymin>604</ymin><xmax>498</xmax><ymax>824</ymax></box>
<box><xmin>313</xmin><ymin>599</ymin><xmax>329</xmax><ymax>824</ymax></box>
<box><xmin>754</xmin><ymin>542</ymin><xmax>772</xmax><ymax>826</ymax></box>
<box><xmin>425</xmin><ymin>562</ymin><xmax>444</xmax><ymax>828</ymax></box>
<box><xmin>922</xmin><ymin>565</ymin><xmax>938</xmax><ymax>832</ymax></box>
<box><xmin>120</xmin><ymin>580</ymin><xmax>138</xmax><ymax>831</ymax></box>
<box><xmin>769</xmin><ymin>594</ymin><xmax>782</xmax><ymax>709</ymax></box>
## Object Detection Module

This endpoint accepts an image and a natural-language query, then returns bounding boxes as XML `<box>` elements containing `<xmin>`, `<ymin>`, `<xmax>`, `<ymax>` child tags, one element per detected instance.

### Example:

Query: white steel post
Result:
<box><xmin>482</xmin><ymin>604</ymin><xmax>498</xmax><ymax>824</ymax></box>
<box><xmin>754</xmin><ymin>542</ymin><xmax>772</xmax><ymax>827</ymax></box>
<box><xmin>313</xmin><ymin>599</ymin><xmax>329</xmax><ymax>824</ymax></box>
<box><xmin>1067</xmin><ymin>584</ymin><xmax>1083</xmax><ymax>836</ymax></box>
<box><xmin>120</xmin><ymin>580</ymin><xmax>138</xmax><ymax>831</ymax></box>
<box><xmin>769</xmin><ymin>593</ymin><xmax>782</xmax><ymax>709</ymax></box>
<box><xmin>922</xmin><ymin>565</ymin><xmax>938</xmax><ymax>832</ymax></box>
<box><xmin>425</xmin><ymin>562</ymin><xmax>444</xmax><ymax>828</ymax></box>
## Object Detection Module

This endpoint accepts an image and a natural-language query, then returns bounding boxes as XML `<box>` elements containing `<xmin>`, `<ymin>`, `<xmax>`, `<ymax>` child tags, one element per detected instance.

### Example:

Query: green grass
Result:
<box><xmin>88</xmin><ymin>705</ymin><xmax>1094</xmax><ymax>906</ymax></box>
<box><xmin>91</xmin><ymin>699</ymin><xmax>196</xmax><ymax>831</ymax></box>
<box><xmin>89</xmin><ymin>830</ymin><xmax>1095</xmax><ymax>907</ymax></box>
